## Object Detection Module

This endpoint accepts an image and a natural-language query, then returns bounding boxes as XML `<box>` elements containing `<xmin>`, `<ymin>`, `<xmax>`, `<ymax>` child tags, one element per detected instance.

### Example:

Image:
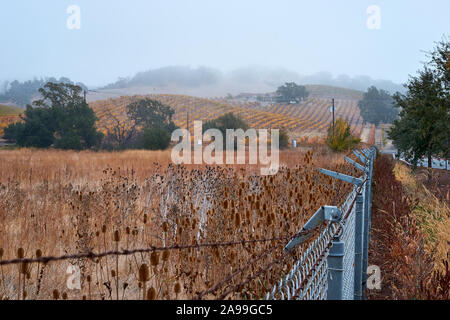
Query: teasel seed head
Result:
<box><xmin>53</xmin><ymin>289</ymin><xmax>60</xmax><ymax>300</ymax></box>
<box><xmin>147</xmin><ymin>287</ymin><xmax>156</xmax><ymax>300</ymax></box>
<box><xmin>162</xmin><ymin>250</ymin><xmax>170</xmax><ymax>262</ymax></box>
<box><xmin>113</xmin><ymin>230</ymin><xmax>120</xmax><ymax>242</ymax></box>
<box><xmin>235</xmin><ymin>213</ymin><xmax>241</xmax><ymax>227</ymax></box>
<box><xmin>138</xmin><ymin>264</ymin><xmax>150</xmax><ymax>282</ymax></box>
<box><xmin>150</xmin><ymin>252</ymin><xmax>159</xmax><ymax>266</ymax></box>
<box><xmin>17</xmin><ymin>247</ymin><xmax>24</xmax><ymax>259</ymax></box>
<box><xmin>174</xmin><ymin>282</ymin><xmax>181</xmax><ymax>295</ymax></box>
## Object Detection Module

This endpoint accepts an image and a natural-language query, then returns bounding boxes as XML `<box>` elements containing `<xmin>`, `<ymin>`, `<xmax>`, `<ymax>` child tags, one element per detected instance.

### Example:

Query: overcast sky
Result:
<box><xmin>0</xmin><ymin>0</ymin><xmax>448</xmax><ymax>86</ymax></box>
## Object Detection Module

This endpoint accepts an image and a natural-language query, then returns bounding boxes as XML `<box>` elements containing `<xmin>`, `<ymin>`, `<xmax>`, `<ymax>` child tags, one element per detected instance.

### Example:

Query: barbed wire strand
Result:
<box><xmin>0</xmin><ymin>232</ymin><xmax>311</xmax><ymax>267</ymax></box>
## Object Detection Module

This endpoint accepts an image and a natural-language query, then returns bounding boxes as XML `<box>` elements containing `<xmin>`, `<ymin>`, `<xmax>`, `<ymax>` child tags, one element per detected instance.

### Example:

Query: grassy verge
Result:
<box><xmin>393</xmin><ymin>163</ymin><xmax>449</xmax><ymax>272</ymax></box>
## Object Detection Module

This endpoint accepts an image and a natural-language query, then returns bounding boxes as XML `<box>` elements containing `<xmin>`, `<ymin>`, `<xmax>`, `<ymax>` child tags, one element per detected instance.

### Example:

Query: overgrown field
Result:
<box><xmin>0</xmin><ymin>147</ymin><xmax>358</xmax><ymax>300</ymax></box>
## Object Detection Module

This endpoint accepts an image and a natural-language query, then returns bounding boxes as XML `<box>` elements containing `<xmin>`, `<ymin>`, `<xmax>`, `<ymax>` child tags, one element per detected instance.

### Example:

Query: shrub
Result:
<box><xmin>326</xmin><ymin>118</ymin><xmax>360</xmax><ymax>152</ymax></box>
<box><xmin>141</xmin><ymin>127</ymin><xmax>171</xmax><ymax>150</ymax></box>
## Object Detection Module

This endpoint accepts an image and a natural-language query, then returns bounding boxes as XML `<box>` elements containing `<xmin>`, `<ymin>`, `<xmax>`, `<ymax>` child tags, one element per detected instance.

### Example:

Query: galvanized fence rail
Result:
<box><xmin>266</xmin><ymin>147</ymin><xmax>376</xmax><ymax>300</ymax></box>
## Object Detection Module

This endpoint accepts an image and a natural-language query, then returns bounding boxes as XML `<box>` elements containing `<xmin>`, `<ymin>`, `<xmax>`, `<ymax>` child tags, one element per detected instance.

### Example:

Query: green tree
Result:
<box><xmin>326</xmin><ymin>118</ymin><xmax>360</xmax><ymax>152</ymax></box>
<box><xmin>3</xmin><ymin>82</ymin><xmax>102</xmax><ymax>149</ymax></box>
<box><xmin>275</xmin><ymin>82</ymin><xmax>309</xmax><ymax>103</ymax></box>
<box><xmin>203</xmin><ymin>112</ymin><xmax>249</xmax><ymax>135</ymax></box>
<box><xmin>203</xmin><ymin>112</ymin><xmax>249</xmax><ymax>149</ymax></box>
<box><xmin>389</xmin><ymin>71</ymin><xmax>448</xmax><ymax>168</ymax></box>
<box><xmin>389</xmin><ymin>39</ymin><xmax>449</xmax><ymax>169</ymax></box>
<box><xmin>126</xmin><ymin>98</ymin><xmax>177</xmax><ymax>132</ymax></box>
<box><xmin>358</xmin><ymin>86</ymin><xmax>397</xmax><ymax>125</ymax></box>
<box><xmin>4</xmin><ymin>106</ymin><xmax>55</xmax><ymax>147</ymax></box>
<box><xmin>142</xmin><ymin>127</ymin><xmax>171</xmax><ymax>150</ymax></box>
<box><xmin>122</xmin><ymin>98</ymin><xmax>177</xmax><ymax>150</ymax></box>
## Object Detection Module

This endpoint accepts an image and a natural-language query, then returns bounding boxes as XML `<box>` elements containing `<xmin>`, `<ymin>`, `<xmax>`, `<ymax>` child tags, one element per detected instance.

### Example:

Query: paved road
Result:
<box><xmin>360</xmin><ymin>124</ymin><xmax>371</xmax><ymax>143</ymax></box>
<box><xmin>379</xmin><ymin>143</ymin><xmax>449</xmax><ymax>170</ymax></box>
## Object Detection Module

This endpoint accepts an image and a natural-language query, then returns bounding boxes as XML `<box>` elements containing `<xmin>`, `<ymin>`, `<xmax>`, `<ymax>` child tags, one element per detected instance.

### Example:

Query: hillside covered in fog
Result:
<box><xmin>101</xmin><ymin>65</ymin><xmax>405</xmax><ymax>95</ymax></box>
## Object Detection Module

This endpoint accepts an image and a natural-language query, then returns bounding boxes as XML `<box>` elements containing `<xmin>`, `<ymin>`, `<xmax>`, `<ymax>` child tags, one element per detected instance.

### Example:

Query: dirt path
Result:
<box><xmin>360</xmin><ymin>124</ymin><xmax>371</xmax><ymax>143</ymax></box>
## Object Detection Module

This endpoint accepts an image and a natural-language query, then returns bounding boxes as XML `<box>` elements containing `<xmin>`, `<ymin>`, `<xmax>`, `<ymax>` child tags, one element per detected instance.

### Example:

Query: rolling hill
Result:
<box><xmin>0</xmin><ymin>92</ymin><xmax>364</xmax><ymax>143</ymax></box>
<box><xmin>91</xmin><ymin>94</ymin><xmax>364</xmax><ymax>143</ymax></box>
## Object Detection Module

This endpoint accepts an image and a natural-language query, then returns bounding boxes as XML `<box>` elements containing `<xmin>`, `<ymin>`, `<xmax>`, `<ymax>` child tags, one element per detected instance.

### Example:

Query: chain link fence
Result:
<box><xmin>266</xmin><ymin>147</ymin><xmax>375</xmax><ymax>300</ymax></box>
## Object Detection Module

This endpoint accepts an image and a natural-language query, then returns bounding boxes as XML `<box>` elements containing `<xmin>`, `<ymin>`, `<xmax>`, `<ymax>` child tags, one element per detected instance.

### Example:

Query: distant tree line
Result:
<box><xmin>0</xmin><ymin>77</ymin><xmax>87</xmax><ymax>107</ymax></box>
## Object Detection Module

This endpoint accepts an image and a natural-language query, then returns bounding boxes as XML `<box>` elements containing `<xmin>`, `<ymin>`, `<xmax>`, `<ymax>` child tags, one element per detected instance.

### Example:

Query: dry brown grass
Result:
<box><xmin>393</xmin><ymin>162</ymin><xmax>450</xmax><ymax>272</ymax></box>
<box><xmin>0</xmin><ymin>146</ymin><xmax>356</xmax><ymax>300</ymax></box>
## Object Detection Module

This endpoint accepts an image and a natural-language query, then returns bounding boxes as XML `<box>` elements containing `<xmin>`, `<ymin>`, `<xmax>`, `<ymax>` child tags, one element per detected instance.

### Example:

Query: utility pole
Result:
<box><xmin>186</xmin><ymin>110</ymin><xmax>190</xmax><ymax>133</ymax></box>
<box><xmin>332</xmin><ymin>98</ymin><xmax>335</xmax><ymax>132</ymax></box>
<box><xmin>83</xmin><ymin>90</ymin><xmax>87</xmax><ymax>103</ymax></box>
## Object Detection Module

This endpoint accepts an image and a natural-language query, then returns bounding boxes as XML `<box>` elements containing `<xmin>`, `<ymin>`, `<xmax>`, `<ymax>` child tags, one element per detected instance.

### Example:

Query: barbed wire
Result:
<box><xmin>0</xmin><ymin>230</ymin><xmax>314</xmax><ymax>267</ymax></box>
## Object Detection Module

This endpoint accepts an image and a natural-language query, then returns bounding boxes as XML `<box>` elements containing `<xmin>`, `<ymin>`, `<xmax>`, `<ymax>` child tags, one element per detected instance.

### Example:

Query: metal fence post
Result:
<box><xmin>327</xmin><ymin>234</ymin><xmax>344</xmax><ymax>300</ymax></box>
<box><xmin>353</xmin><ymin>191</ymin><xmax>364</xmax><ymax>300</ymax></box>
<box><xmin>362</xmin><ymin>149</ymin><xmax>374</xmax><ymax>298</ymax></box>
<box><xmin>368</xmin><ymin>151</ymin><xmax>374</xmax><ymax>243</ymax></box>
